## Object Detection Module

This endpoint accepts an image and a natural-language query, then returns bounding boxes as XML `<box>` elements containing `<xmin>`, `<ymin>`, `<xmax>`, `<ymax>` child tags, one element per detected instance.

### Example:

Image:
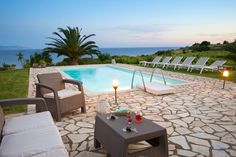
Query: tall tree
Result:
<box><xmin>16</xmin><ymin>52</ymin><xmax>24</xmax><ymax>67</ymax></box>
<box><xmin>44</xmin><ymin>27</ymin><xmax>100</xmax><ymax>65</ymax></box>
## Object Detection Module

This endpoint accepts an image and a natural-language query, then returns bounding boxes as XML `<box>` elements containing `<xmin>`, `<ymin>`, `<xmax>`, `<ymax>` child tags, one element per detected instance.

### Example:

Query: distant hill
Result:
<box><xmin>0</xmin><ymin>46</ymin><xmax>30</xmax><ymax>50</ymax></box>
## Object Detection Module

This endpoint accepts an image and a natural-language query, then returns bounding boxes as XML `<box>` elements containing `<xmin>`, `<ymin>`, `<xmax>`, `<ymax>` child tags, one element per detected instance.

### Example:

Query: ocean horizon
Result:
<box><xmin>0</xmin><ymin>47</ymin><xmax>178</xmax><ymax>68</ymax></box>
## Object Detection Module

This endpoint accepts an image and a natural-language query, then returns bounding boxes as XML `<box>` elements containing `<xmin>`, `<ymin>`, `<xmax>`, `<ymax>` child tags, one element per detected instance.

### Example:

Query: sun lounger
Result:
<box><xmin>154</xmin><ymin>56</ymin><xmax>172</xmax><ymax>68</ymax></box>
<box><xmin>192</xmin><ymin>60</ymin><xmax>226</xmax><ymax>74</ymax></box>
<box><xmin>174</xmin><ymin>57</ymin><xmax>195</xmax><ymax>70</ymax></box>
<box><xmin>139</xmin><ymin>56</ymin><xmax>162</xmax><ymax>67</ymax></box>
<box><xmin>188</xmin><ymin>57</ymin><xmax>209</xmax><ymax>72</ymax></box>
<box><xmin>163</xmin><ymin>56</ymin><xmax>182</xmax><ymax>69</ymax></box>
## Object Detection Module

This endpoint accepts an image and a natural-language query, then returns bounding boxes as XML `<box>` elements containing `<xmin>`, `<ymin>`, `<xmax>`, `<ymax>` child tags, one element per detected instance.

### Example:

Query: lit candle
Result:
<box><xmin>112</xmin><ymin>80</ymin><xmax>119</xmax><ymax>89</ymax></box>
<box><xmin>223</xmin><ymin>70</ymin><xmax>229</xmax><ymax>77</ymax></box>
<box><xmin>112</xmin><ymin>80</ymin><xmax>119</xmax><ymax>104</ymax></box>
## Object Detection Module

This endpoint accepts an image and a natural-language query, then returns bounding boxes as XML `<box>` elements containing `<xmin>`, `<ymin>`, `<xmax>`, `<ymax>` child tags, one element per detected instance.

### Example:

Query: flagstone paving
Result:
<box><xmin>28</xmin><ymin>64</ymin><xmax>236</xmax><ymax>157</ymax></box>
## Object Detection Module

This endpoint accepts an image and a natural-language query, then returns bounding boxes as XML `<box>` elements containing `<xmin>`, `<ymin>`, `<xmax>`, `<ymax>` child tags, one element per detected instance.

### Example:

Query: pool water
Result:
<box><xmin>61</xmin><ymin>65</ymin><xmax>187</xmax><ymax>93</ymax></box>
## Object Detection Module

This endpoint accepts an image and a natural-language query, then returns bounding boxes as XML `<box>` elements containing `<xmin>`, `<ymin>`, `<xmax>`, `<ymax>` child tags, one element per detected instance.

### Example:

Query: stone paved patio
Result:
<box><xmin>28</xmin><ymin>64</ymin><xmax>236</xmax><ymax>157</ymax></box>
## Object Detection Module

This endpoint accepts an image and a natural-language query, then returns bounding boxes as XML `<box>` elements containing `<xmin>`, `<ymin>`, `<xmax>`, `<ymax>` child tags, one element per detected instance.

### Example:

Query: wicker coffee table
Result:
<box><xmin>94</xmin><ymin>114</ymin><xmax>168</xmax><ymax>157</ymax></box>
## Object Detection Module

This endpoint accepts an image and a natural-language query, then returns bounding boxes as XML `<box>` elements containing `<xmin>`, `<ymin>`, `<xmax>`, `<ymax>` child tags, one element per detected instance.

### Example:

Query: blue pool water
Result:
<box><xmin>61</xmin><ymin>66</ymin><xmax>187</xmax><ymax>93</ymax></box>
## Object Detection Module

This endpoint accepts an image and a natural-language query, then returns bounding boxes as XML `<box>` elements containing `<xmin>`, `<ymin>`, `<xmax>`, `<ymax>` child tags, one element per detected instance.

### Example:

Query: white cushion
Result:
<box><xmin>3</xmin><ymin>111</ymin><xmax>54</xmax><ymax>136</ymax></box>
<box><xmin>0</xmin><ymin>125</ymin><xmax>68</xmax><ymax>157</ymax></box>
<box><xmin>31</xmin><ymin>148</ymin><xmax>68</xmax><ymax>157</ymax></box>
<box><xmin>43</xmin><ymin>89</ymin><xmax>81</xmax><ymax>99</ymax></box>
<box><xmin>137</xmin><ymin>82</ymin><xmax>174</xmax><ymax>95</ymax></box>
<box><xmin>76</xmin><ymin>151</ymin><xmax>106</xmax><ymax>157</ymax></box>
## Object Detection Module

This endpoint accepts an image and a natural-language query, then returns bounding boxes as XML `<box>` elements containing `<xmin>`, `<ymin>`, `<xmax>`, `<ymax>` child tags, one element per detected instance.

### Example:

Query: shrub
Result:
<box><xmin>223</xmin><ymin>42</ymin><xmax>236</xmax><ymax>55</ymax></box>
<box><xmin>1</xmin><ymin>63</ymin><xmax>16</xmax><ymax>70</ymax></box>
<box><xmin>23</xmin><ymin>59</ymin><xmax>31</xmax><ymax>69</ymax></box>
<box><xmin>190</xmin><ymin>41</ymin><xmax>211</xmax><ymax>52</ymax></box>
<box><xmin>39</xmin><ymin>60</ymin><xmax>47</xmax><ymax>65</ymax></box>
<box><xmin>30</xmin><ymin>51</ymin><xmax>53</xmax><ymax>66</ymax></box>
<box><xmin>97</xmin><ymin>53</ymin><xmax>111</xmax><ymax>61</ymax></box>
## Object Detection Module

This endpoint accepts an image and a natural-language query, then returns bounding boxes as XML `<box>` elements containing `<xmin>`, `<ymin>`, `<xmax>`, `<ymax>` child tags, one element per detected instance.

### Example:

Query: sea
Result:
<box><xmin>0</xmin><ymin>47</ymin><xmax>178</xmax><ymax>68</ymax></box>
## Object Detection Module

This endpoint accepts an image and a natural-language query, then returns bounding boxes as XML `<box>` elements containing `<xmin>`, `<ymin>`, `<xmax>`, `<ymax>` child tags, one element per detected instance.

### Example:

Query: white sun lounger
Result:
<box><xmin>175</xmin><ymin>57</ymin><xmax>195</xmax><ymax>70</ymax></box>
<box><xmin>139</xmin><ymin>56</ymin><xmax>162</xmax><ymax>67</ymax></box>
<box><xmin>154</xmin><ymin>56</ymin><xmax>172</xmax><ymax>68</ymax></box>
<box><xmin>165</xmin><ymin>57</ymin><xmax>183</xmax><ymax>69</ymax></box>
<box><xmin>137</xmin><ymin>82</ymin><xmax>175</xmax><ymax>95</ymax></box>
<box><xmin>192</xmin><ymin>60</ymin><xmax>226</xmax><ymax>74</ymax></box>
<box><xmin>188</xmin><ymin>57</ymin><xmax>209</xmax><ymax>72</ymax></box>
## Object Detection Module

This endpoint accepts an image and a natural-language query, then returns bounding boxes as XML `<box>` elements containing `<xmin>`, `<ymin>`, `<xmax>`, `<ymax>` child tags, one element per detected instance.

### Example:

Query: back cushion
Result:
<box><xmin>37</xmin><ymin>73</ymin><xmax>65</xmax><ymax>94</ymax></box>
<box><xmin>0</xmin><ymin>106</ymin><xmax>5</xmax><ymax>141</ymax></box>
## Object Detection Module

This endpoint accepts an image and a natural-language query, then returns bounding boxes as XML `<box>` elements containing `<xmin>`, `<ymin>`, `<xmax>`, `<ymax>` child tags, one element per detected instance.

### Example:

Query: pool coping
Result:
<box><xmin>56</xmin><ymin>64</ymin><xmax>193</xmax><ymax>96</ymax></box>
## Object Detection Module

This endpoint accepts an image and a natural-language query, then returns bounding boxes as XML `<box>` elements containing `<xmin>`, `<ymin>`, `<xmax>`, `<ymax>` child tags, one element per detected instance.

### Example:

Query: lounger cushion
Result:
<box><xmin>3</xmin><ymin>111</ymin><xmax>54</xmax><ymax>136</ymax></box>
<box><xmin>190</xmin><ymin>65</ymin><xmax>203</xmax><ymax>68</ymax></box>
<box><xmin>137</xmin><ymin>82</ymin><xmax>174</xmax><ymax>95</ymax></box>
<box><xmin>139</xmin><ymin>61</ymin><xmax>146</xmax><ymax>63</ymax></box>
<box><xmin>202</xmin><ymin>66</ymin><xmax>218</xmax><ymax>70</ymax></box>
<box><xmin>0</xmin><ymin>125</ymin><xmax>68</xmax><ymax>157</ymax></box>
<box><xmin>43</xmin><ymin>89</ymin><xmax>81</xmax><ymax>99</ymax></box>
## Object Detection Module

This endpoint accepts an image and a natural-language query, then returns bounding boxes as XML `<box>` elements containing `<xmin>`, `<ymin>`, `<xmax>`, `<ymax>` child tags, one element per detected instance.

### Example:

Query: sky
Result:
<box><xmin>0</xmin><ymin>0</ymin><xmax>236</xmax><ymax>48</ymax></box>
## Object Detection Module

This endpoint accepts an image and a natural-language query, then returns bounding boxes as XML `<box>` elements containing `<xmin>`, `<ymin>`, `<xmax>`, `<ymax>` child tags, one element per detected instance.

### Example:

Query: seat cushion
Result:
<box><xmin>31</xmin><ymin>148</ymin><xmax>68</xmax><ymax>157</ymax></box>
<box><xmin>76</xmin><ymin>151</ymin><xmax>106</xmax><ymax>157</ymax></box>
<box><xmin>137</xmin><ymin>82</ymin><xmax>174</xmax><ymax>95</ymax></box>
<box><xmin>3</xmin><ymin>111</ymin><xmax>54</xmax><ymax>136</ymax></box>
<box><xmin>0</xmin><ymin>125</ymin><xmax>68</xmax><ymax>157</ymax></box>
<box><xmin>43</xmin><ymin>89</ymin><xmax>81</xmax><ymax>99</ymax></box>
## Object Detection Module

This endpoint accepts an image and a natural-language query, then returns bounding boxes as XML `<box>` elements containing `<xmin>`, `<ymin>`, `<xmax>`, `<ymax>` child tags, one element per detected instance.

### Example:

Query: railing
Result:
<box><xmin>150</xmin><ymin>67</ymin><xmax>167</xmax><ymax>85</ymax></box>
<box><xmin>131</xmin><ymin>70</ymin><xmax>146</xmax><ymax>92</ymax></box>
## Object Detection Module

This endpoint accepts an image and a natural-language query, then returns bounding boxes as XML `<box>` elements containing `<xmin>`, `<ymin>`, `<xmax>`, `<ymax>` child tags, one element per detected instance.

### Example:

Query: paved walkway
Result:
<box><xmin>29</xmin><ymin>64</ymin><xmax>236</xmax><ymax>157</ymax></box>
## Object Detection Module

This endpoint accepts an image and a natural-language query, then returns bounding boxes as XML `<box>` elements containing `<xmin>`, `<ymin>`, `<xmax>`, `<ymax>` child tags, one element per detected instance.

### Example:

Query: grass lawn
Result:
<box><xmin>0</xmin><ymin>69</ymin><xmax>29</xmax><ymax>114</ymax></box>
<box><xmin>163</xmin><ymin>68</ymin><xmax>236</xmax><ymax>83</ymax></box>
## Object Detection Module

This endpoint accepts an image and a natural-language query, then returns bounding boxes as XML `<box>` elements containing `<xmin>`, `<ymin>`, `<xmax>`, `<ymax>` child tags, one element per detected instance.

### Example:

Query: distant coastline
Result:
<box><xmin>0</xmin><ymin>47</ymin><xmax>178</xmax><ymax>68</ymax></box>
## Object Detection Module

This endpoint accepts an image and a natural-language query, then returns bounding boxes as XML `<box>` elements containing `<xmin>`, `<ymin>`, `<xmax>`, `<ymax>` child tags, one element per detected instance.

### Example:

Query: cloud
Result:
<box><xmin>197</xmin><ymin>32</ymin><xmax>236</xmax><ymax>38</ymax></box>
<box><xmin>107</xmin><ymin>24</ymin><xmax>171</xmax><ymax>33</ymax></box>
<box><xmin>96</xmin><ymin>24</ymin><xmax>179</xmax><ymax>46</ymax></box>
<box><xmin>96</xmin><ymin>23</ymin><xmax>236</xmax><ymax>47</ymax></box>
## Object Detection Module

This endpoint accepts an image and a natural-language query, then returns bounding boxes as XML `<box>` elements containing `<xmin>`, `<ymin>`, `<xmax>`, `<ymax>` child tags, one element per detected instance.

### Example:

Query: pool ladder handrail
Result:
<box><xmin>150</xmin><ymin>67</ymin><xmax>167</xmax><ymax>85</ymax></box>
<box><xmin>131</xmin><ymin>70</ymin><xmax>146</xmax><ymax>92</ymax></box>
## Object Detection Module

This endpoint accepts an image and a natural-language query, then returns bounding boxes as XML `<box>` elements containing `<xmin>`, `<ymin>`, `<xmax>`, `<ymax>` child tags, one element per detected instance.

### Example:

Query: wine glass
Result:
<box><xmin>123</xmin><ymin>111</ymin><xmax>137</xmax><ymax>133</ymax></box>
<box><xmin>135</xmin><ymin>111</ymin><xmax>142</xmax><ymax>123</ymax></box>
<box><xmin>127</xmin><ymin>111</ymin><xmax>132</xmax><ymax>125</ymax></box>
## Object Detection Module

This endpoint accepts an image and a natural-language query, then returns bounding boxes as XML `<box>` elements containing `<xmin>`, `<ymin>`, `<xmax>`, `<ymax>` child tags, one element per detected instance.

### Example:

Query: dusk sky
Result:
<box><xmin>1</xmin><ymin>0</ymin><xmax>236</xmax><ymax>48</ymax></box>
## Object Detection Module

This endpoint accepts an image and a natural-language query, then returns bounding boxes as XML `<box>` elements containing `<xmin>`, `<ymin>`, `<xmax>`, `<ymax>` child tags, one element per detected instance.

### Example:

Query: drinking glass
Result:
<box><xmin>122</xmin><ymin>111</ymin><xmax>137</xmax><ymax>133</ymax></box>
<box><xmin>135</xmin><ymin>111</ymin><xmax>142</xmax><ymax>123</ymax></box>
<box><xmin>127</xmin><ymin>111</ymin><xmax>132</xmax><ymax>125</ymax></box>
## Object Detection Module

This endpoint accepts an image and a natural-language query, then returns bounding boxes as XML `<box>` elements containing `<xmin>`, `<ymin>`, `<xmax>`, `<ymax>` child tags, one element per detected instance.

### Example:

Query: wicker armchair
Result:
<box><xmin>36</xmin><ymin>72</ymin><xmax>86</xmax><ymax>121</ymax></box>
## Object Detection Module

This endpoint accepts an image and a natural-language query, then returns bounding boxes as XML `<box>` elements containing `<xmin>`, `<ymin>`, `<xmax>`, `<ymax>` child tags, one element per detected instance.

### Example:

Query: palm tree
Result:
<box><xmin>44</xmin><ymin>27</ymin><xmax>100</xmax><ymax>65</ymax></box>
<box><xmin>16</xmin><ymin>52</ymin><xmax>24</xmax><ymax>67</ymax></box>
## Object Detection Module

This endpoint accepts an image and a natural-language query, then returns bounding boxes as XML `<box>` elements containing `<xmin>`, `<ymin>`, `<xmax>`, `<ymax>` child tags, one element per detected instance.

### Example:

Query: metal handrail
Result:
<box><xmin>131</xmin><ymin>70</ymin><xmax>146</xmax><ymax>92</ymax></box>
<box><xmin>150</xmin><ymin>67</ymin><xmax>167</xmax><ymax>85</ymax></box>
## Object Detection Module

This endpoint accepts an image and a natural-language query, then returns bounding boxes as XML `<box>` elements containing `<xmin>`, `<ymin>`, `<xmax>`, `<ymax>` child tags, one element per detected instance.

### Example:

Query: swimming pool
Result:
<box><xmin>60</xmin><ymin>65</ymin><xmax>187</xmax><ymax>93</ymax></box>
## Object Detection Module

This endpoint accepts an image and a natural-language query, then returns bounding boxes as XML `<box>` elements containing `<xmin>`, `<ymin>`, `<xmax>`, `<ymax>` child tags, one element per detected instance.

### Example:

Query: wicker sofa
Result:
<box><xmin>0</xmin><ymin>98</ymin><xmax>69</xmax><ymax>157</ymax></box>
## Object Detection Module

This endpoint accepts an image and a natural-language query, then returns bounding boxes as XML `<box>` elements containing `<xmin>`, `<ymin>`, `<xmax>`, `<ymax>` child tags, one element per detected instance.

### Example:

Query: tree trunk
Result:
<box><xmin>69</xmin><ymin>58</ymin><xmax>78</xmax><ymax>65</ymax></box>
